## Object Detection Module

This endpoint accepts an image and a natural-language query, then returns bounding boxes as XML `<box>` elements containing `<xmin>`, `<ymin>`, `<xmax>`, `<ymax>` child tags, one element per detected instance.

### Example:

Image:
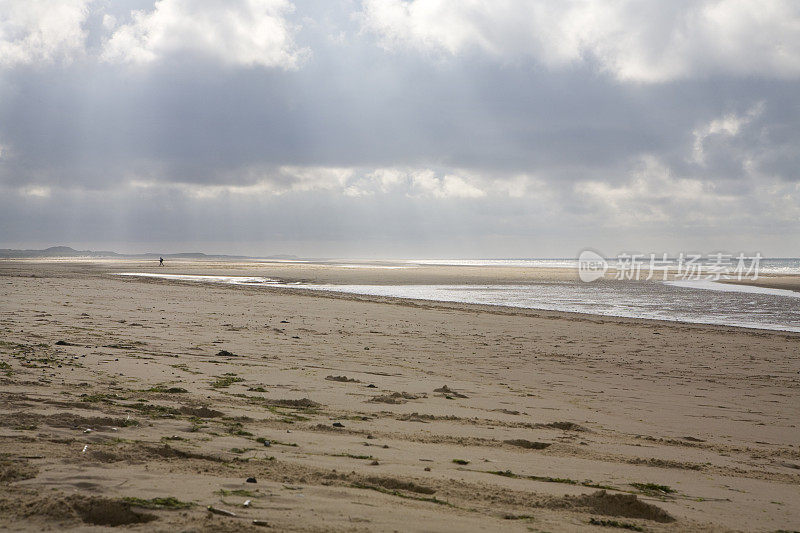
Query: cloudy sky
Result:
<box><xmin>0</xmin><ymin>0</ymin><xmax>798</xmax><ymax>257</ymax></box>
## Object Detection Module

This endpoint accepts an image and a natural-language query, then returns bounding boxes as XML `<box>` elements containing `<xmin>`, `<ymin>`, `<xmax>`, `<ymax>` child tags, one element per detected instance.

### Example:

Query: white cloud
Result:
<box><xmin>574</xmin><ymin>156</ymin><xmax>719</xmax><ymax>225</ymax></box>
<box><xmin>359</xmin><ymin>0</ymin><xmax>800</xmax><ymax>82</ymax></box>
<box><xmin>18</xmin><ymin>185</ymin><xmax>51</xmax><ymax>198</ymax></box>
<box><xmin>409</xmin><ymin>170</ymin><xmax>486</xmax><ymax>198</ymax></box>
<box><xmin>691</xmin><ymin>102</ymin><xmax>764</xmax><ymax>164</ymax></box>
<box><xmin>127</xmin><ymin>166</ymin><xmax>488</xmax><ymax>199</ymax></box>
<box><xmin>278</xmin><ymin>165</ymin><xmax>356</xmax><ymax>192</ymax></box>
<box><xmin>101</xmin><ymin>0</ymin><xmax>307</xmax><ymax>68</ymax></box>
<box><xmin>129</xmin><ymin>165</ymin><xmax>355</xmax><ymax>198</ymax></box>
<box><xmin>573</xmin><ymin>152</ymin><xmax>800</xmax><ymax>229</ymax></box>
<box><xmin>255</xmin><ymin>166</ymin><xmax>486</xmax><ymax>199</ymax></box>
<box><xmin>0</xmin><ymin>0</ymin><xmax>91</xmax><ymax>67</ymax></box>
<box><xmin>365</xmin><ymin>168</ymin><xmax>406</xmax><ymax>191</ymax></box>
<box><xmin>102</xmin><ymin>14</ymin><xmax>117</xmax><ymax>31</ymax></box>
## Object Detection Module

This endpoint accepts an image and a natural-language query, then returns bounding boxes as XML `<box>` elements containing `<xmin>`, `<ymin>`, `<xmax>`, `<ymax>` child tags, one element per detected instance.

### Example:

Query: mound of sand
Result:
<box><xmin>361</xmin><ymin>476</ymin><xmax>436</xmax><ymax>495</ymax></box>
<box><xmin>560</xmin><ymin>490</ymin><xmax>674</xmax><ymax>523</ymax></box>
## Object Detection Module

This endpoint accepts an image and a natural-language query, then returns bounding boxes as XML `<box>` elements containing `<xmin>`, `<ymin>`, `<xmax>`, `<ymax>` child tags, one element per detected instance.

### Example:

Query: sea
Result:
<box><xmin>117</xmin><ymin>258</ymin><xmax>800</xmax><ymax>333</ymax></box>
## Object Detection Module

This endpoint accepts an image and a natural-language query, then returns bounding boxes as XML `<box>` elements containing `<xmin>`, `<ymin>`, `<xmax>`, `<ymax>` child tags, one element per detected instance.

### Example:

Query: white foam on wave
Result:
<box><xmin>402</xmin><ymin>258</ymin><xmax>800</xmax><ymax>274</ymax></box>
<box><xmin>323</xmin><ymin>264</ymin><xmax>414</xmax><ymax>269</ymax></box>
<box><xmin>115</xmin><ymin>273</ymin><xmax>280</xmax><ymax>285</ymax></box>
<box><xmin>404</xmin><ymin>259</ymin><xmax>579</xmax><ymax>268</ymax></box>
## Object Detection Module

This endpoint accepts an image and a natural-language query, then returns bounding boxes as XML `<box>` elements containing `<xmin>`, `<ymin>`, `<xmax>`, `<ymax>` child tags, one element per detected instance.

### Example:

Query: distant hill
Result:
<box><xmin>0</xmin><ymin>246</ymin><xmax>297</xmax><ymax>260</ymax></box>
<box><xmin>0</xmin><ymin>246</ymin><xmax>120</xmax><ymax>258</ymax></box>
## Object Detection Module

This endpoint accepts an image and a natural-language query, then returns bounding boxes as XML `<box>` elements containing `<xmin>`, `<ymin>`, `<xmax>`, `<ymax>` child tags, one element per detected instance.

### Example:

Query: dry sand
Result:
<box><xmin>1</xmin><ymin>259</ymin><xmax>798</xmax><ymax>532</ymax></box>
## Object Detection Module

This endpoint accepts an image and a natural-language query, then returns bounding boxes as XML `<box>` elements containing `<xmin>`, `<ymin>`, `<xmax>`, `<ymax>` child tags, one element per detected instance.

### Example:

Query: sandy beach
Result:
<box><xmin>1</xmin><ymin>259</ymin><xmax>799</xmax><ymax>532</ymax></box>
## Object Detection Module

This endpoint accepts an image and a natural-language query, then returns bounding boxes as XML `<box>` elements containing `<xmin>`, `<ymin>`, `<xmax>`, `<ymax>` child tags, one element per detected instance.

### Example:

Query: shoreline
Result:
<box><xmin>124</xmin><ymin>273</ymin><xmax>800</xmax><ymax>336</ymax></box>
<box><xmin>110</xmin><ymin>269</ymin><xmax>800</xmax><ymax>335</ymax></box>
<box><xmin>6</xmin><ymin>257</ymin><xmax>800</xmax><ymax>332</ymax></box>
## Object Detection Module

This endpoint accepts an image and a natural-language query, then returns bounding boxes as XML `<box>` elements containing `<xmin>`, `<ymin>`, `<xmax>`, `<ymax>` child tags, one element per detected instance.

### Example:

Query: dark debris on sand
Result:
<box><xmin>368</xmin><ymin>392</ymin><xmax>426</xmax><ymax>404</ymax></box>
<box><xmin>54</xmin><ymin>340</ymin><xmax>77</xmax><ymax>346</ymax></box>
<box><xmin>0</xmin><ymin>458</ymin><xmax>38</xmax><ymax>483</ymax></box>
<box><xmin>504</xmin><ymin>439</ymin><xmax>552</xmax><ymax>450</ymax></box>
<box><xmin>325</xmin><ymin>375</ymin><xmax>361</xmax><ymax>383</ymax></box>
<box><xmin>6</xmin><ymin>494</ymin><xmax>157</xmax><ymax>527</ymax></box>
<box><xmin>433</xmin><ymin>385</ymin><xmax>468</xmax><ymax>398</ymax></box>
<box><xmin>179</xmin><ymin>406</ymin><xmax>225</xmax><ymax>418</ymax></box>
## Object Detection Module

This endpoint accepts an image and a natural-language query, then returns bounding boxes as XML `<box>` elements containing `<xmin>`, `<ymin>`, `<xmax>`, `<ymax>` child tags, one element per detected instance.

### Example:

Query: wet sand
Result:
<box><xmin>722</xmin><ymin>274</ymin><xmax>800</xmax><ymax>293</ymax></box>
<box><xmin>1</xmin><ymin>259</ymin><xmax>799</xmax><ymax>532</ymax></box>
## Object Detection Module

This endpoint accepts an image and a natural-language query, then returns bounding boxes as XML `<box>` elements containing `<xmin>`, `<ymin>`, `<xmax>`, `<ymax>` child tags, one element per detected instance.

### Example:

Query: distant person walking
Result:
<box><xmin>159</xmin><ymin>257</ymin><xmax>164</xmax><ymax>266</ymax></box>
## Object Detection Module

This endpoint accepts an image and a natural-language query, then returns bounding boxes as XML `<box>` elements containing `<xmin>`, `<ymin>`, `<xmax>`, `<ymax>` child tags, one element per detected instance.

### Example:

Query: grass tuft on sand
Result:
<box><xmin>122</xmin><ymin>496</ymin><xmax>193</xmax><ymax>510</ymax></box>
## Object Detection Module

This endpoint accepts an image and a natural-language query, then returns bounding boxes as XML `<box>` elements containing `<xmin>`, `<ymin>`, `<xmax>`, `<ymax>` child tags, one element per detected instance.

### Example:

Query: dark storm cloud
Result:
<box><xmin>3</xmin><ymin>53</ymin><xmax>793</xmax><ymax>187</ymax></box>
